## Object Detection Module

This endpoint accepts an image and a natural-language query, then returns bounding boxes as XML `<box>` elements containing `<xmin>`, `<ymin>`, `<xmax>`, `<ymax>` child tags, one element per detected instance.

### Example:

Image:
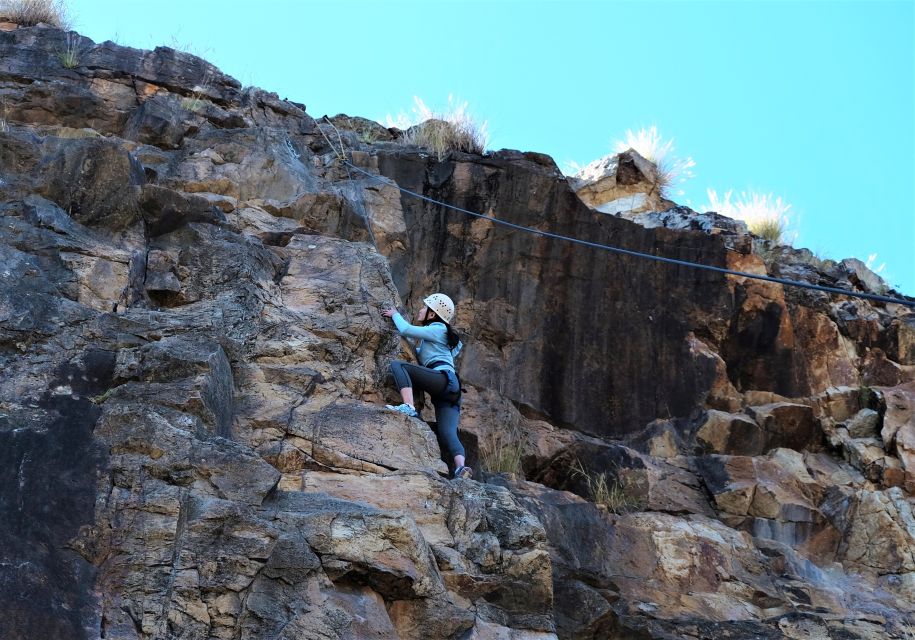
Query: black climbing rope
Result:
<box><xmin>339</xmin><ymin>158</ymin><xmax>914</xmax><ymax>309</ymax></box>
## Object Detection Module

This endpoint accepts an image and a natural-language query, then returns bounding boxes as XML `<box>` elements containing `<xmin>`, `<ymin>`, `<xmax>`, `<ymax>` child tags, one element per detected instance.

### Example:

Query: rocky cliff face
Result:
<box><xmin>2</xmin><ymin>22</ymin><xmax>915</xmax><ymax>640</ymax></box>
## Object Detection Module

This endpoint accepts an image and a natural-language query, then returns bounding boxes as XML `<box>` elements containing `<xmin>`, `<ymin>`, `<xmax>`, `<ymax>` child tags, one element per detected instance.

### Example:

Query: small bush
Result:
<box><xmin>705</xmin><ymin>188</ymin><xmax>795</xmax><ymax>245</ymax></box>
<box><xmin>479</xmin><ymin>425</ymin><xmax>525</xmax><ymax>476</ymax></box>
<box><xmin>570</xmin><ymin>458</ymin><xmax>644</xmax><ymax>514</ymax></box>
<box><xmin>613</xmin><ymin>126</ymin><xmax>695</xmax><ymax>198</ymax></box>
<box><xmin>387</xmin><ymin>96</ymin><xmax>487</xmax><ymax>161</ymax></box>
<box><xmin>0</xmin><ymin>0</ymin><xmax>70</xmax><ymax>28</ymax></box>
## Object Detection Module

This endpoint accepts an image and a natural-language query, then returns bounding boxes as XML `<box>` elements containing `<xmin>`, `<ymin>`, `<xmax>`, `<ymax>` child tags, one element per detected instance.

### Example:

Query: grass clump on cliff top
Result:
<box><xmin>704</xmin><ymin>188</ymin><xmax>794</xmax><ymax>245</ymax></box>
<box><xmin>0</xmin><ymin>0</ymin><xmax>71</xmax><ymax>28</ymax></box>
<box><xmin>750</xmin><ymin>216</ymin><xmax>786</xmax><ymax>244</ymax></box>
<box><xmin>386</xmin><ymin>95</ymin><xmax>488</xmax><ymax>161</ymax></box>
<box><xmin>613</xmin><ymin>126</ymin><xmax>695</xmax><ymax>199</ymax></box>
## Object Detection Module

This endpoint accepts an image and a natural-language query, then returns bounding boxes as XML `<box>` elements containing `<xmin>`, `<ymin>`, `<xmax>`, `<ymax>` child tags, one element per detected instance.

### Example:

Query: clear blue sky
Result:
<box><xmin>74</xmin><ymin>0</ymin><xmax>915</xmax><ymax>294</ymax></box>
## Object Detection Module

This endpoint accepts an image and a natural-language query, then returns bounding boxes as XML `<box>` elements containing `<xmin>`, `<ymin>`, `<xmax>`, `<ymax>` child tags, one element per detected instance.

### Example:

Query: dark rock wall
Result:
<box><xmin>0</xmin><ymin>350</ymin><xmax>113</xmax><ymax>639</ymax></box>
<box><xmin>375</xmin><ymin>150</ymin><xmax>736</xmax><ymax>436</ymax></box>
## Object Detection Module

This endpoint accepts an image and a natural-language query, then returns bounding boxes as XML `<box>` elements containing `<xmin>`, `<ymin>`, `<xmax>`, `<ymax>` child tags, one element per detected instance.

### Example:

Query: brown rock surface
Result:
<box><xmin>2</xmin><ymin>24</ymin><xmax>915</xmax><ymax>640</ymax></box>
<box><xmin>879</xmin><ymin>381</ymin><xmax>915</xmax><ymax>493</ymax></box>
<box><xmin>696</xmin><ymin>449</ymin><xmax>841</xmax><ymax>557</ymax></box>
<box><xmin>696</xmin><ymin>409</ymin><xmax>766</xmax><ymax>455</ymax></box>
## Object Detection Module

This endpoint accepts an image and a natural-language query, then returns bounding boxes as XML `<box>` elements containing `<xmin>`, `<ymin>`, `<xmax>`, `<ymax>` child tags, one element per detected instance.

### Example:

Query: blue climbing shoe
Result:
<box><xmin>453</xmin><ymin>465</ymin><xmax>473</xmax><ymax>480</ymax></box>
<box><xmin>385</xmin><ymin>403</ymin><xmax>419</xmax><ymax>418</ymax></box>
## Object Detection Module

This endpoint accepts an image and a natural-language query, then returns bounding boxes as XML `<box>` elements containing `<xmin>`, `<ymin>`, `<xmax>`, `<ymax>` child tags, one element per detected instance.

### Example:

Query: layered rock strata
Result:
<box><xmin>2</xmin><ymin>23</ymin><xmax>915</xmax><ymax>640</ymax></box>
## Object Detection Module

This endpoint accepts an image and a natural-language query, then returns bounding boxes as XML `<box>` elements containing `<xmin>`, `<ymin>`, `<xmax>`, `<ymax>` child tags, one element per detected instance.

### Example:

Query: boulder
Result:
<box><xmin>568</xmin><ymin>149</ymin><xmax>662</xmax><ymax>215</ymax></box>
<box><xmin>144</xmin><ymin>223</ymin><xmax>285</xmax><ymax>307</ymax></box>
<box><xmin>845</xmin><ymin>408</ymin><xmax>880</xmax><ymax>438</ymax></box>
<box><xmin>8</xmin><ymin>195</ymin><xmax>136</xmax><ymax>311</ymax></box>
<box><xmin>890</xmin><ymin>313</ymin><xmax>915</xmax><ymax>364</ymax></box>
<box><xmin>109</xmin><ymin>336</ymin><xmax>235</xmax><ymax>435</ymax></box>
<box><xmin>687</xmin><ymin>332</ymin><xmax>744</xmax><ymax>412</ymax></box>
<box><xmin>37</xmin><ymin>137</ymin><xmax>145</xmax><ymax>231</ymax></box>
<box><xmin>162</xmin><ymin>128</ymin><xmax>318</xmax><ymax>202</ymax></box>
<box><xmin>138</xmin><ymin>184</ymin><xmax>227</xmax><ymax>236</ymax></box>
<box><xmin>880</xmin><ymin>381</ymin><xmax>915</xmax><ymax>489</ymax></box>
<box><xmin>696</xmin><ymin>410</ymin><xmax>766</xmax><ymax>455</ymax></box>
<box><xmin>863</xmin><ymin>348</ymin><xmax>915</xmax><ymax>387</ymax></box>
<box><xmin>284</xmin><ymin>402</ymin><xmax>448</xmax><ymax>475</ymax></box>
<box><xmin>813</xmin><ymin>385</ymin><xmax>865</xmax><ymax>423</ymax></box>
<box><xmin>825</xmin><ymin>487</ymin><xmax>915</xmax><ymax>575</ymax></box>
<box><xmin>523</xmin><ymin>436</ymin><xmax>712</xmax><ymax>517</ymax></box>
<box><xmin>300</xmin><ymin>470</ymin><xmax>554</xmax><ymax>633</ymax></box>
<box><xmin>630</xmin><ymin>206</ymin><xmax>750</xmax><ymax>247</ymax></box>
<box><xmin>501</xmin><ymin>479</ymin><xmax>814</xmax><ymax>633</ymax></box>
<box><xmin>745</xmin><ymin>402</ymin><xmax>821</xmax><ymax>451</ymax></box>
<box><xmin>839</xmin><ymin>258</ymin><xmax>889</xmax><ymax>295</ymax></box>
<box><xmin>696</xmin><ymin>449</ymin><xmax>840</xmax><ymax>557</ymax></box>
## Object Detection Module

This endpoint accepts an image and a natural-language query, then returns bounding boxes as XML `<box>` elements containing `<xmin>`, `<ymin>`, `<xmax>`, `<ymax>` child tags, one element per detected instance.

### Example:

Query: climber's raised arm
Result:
<box><xmin>384</xmin><ymin>307</ymin><xmax>448</xmax><ymax>342</ymax></box>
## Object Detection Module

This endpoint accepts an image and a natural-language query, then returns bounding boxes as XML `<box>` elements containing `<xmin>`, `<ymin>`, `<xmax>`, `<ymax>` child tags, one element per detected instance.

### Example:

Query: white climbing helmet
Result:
<box><xmin>423</xmin><ymin>293</ymin><xmax>455</xmax><ymax>324</ymax></box>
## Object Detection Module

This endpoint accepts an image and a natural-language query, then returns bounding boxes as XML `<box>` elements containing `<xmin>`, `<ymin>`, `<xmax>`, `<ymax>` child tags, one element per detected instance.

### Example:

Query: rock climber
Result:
<box><xmin>382</xmin><ymin>293</ymin><xmax>471</xmax><ymax>480</ymax></box>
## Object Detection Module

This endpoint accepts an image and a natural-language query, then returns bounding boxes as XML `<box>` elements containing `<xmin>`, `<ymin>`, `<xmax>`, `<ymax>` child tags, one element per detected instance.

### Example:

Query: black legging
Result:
<box><xmin>389</xmin><ymin>360</ymin><xmax>464</xmax><ymax>459</ymax></box>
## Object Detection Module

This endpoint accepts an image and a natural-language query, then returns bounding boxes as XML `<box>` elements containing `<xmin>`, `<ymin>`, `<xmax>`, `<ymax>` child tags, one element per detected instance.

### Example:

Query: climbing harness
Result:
<box><xmin>425</xmin><ymin>359</ymin><xmax>463</xmax><ymax>405</ymax></box>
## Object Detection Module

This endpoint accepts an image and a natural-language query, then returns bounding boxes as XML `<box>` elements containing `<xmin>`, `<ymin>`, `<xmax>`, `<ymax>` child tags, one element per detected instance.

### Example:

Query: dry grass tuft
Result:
<box><xmin>57</xmin><ymin>31</ymin><xmax>81</xmax><ymax>68</ymax></box>
<box><xmin>51</xmin><ymin>126</ymin><xmax>101</xmax><ymax>139</ymax></box>
<box><xmin>180</xmin><ymin>94</ymin><xmax>205</xmax><ymax>113</ymax></box>
<box><xmin>0</xmin><ymin>0</ymin><xmax>70</xmax><ymax>28</ymax></box>
<box><xmin>358</xmin><ymin>128</ymin><xmax>380</xmax><ymax>145</ymax></box>
<box><xmin>479</xmin><ymin>424</ymin><xmax>525</xmax><ymax>476</ymax></box>
<box><xmin>613</xmin><ymin>126</ymin><xmax>695</xmax><ymax>198</ymax></box>
<box><xmin>387</xmin><ymin>96</ymin><xmax>487</xmax><ymax>161</ymax></box>
<box><xmin>400</xmin><ymin>119</ymin><xmax>485</xmax><ymax>160</ymax></box>
<box><xmin>749</xmin><ymin>216</ymin><xmax>785</xmax><ymax>243</ymax></box>
<box><xmin>897</xmin><ymin>623</ymin><xmax>915</xmax><ymax>640</ymax></box>
<box><xmin>570</xmin><ymin>458</ymin><xmax>644</xmax><ymax>514</ymax></box>
<box><xmin>180</xmin><ymin>71</ymin><xmax>213</xmax><ymax>113</ymax></box>
<box><xmin>704</xmin><ymin>188</ymin><xmax>794</xmax><ymax>245</ymax></box>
